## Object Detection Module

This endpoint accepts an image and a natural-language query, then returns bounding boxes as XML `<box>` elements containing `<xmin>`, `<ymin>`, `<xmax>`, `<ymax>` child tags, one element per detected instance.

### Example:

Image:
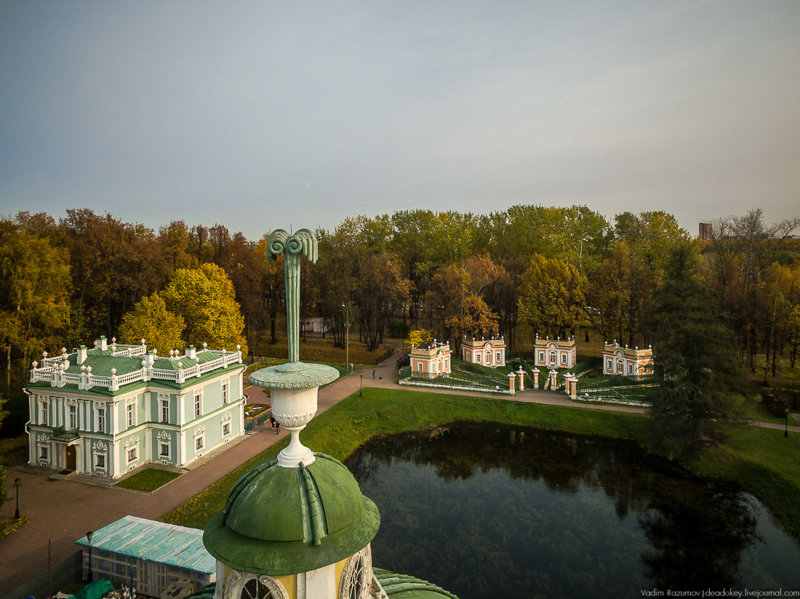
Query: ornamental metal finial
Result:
<box><xmin>267</xmin><ymin>228</ymin><xmax>318</xmax><ymax>363</ymax></box>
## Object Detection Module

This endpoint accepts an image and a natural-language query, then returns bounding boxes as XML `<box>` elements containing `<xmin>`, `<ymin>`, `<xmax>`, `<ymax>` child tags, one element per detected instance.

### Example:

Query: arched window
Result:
<box><xmin>339</xmin><ymin>546</ymin><xmax>372</xmax><ymax>599</ymax></box>
<box><xmin>224</xmin><ymin>570</ymin><xmax>288</xmax><ymax>599</ymax></box>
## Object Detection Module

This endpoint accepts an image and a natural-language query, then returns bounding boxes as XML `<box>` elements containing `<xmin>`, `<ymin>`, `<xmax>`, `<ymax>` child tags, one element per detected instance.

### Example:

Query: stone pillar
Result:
<box><xmin>532</xmin><ymin>368</ymin><xmax>540</xmax><ymax>389</ymax></box>
<box><xmin>569</xmin><ymin>376</ymin><xmax>578</xmax><ymax>400</ymax></box>
<box><xmin>507</xmin><ymin>372</ymin><xmax>516</xmax><ymax>393</ymax></box>
<box><xmin>517</xmin><ymin>367</ymin><xmax>525</xmax><ymax>391</ymax></box>
<box><xmin>549</xmin><ymin>369</ymin><xmax>557</xmax><ymax>389</ymax></box>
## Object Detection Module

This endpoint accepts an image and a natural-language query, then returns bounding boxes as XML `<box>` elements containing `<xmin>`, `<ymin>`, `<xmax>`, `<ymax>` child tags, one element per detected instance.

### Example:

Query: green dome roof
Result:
<box><xmin>203</xmin><ymin>453</ymin><xmax>380</xmax><ymax>576</ymax></box>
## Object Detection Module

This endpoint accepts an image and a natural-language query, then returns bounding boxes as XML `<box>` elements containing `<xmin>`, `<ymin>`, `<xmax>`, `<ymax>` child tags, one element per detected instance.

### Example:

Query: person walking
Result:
<box><xmin>372</xmin><ymin>368</ymin><xmax>376</xmax><ymax>379</ymax></box>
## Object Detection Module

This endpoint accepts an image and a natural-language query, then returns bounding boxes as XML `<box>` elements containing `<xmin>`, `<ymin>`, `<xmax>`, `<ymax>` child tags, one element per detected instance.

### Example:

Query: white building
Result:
<box><xmin>533</xmin><ymin>336</ymin><xmax>576</xmax><ymax>369</ymax></box>
<box><xmin>461</xmin><ymin>336</ymin><xmax>506</xmax><ymax>367</ymax></box>
<box><xmin>25</xmin><ymin>336</ymin><xmax>245</xmax><ymax>479</ymax></box>
<box><xmin>602</xmin><ymin>341</ymin><xmax>654</xmax><ymax>379</ymax></box>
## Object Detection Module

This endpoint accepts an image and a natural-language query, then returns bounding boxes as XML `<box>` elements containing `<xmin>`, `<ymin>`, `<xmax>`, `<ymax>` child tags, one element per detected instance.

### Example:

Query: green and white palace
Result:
<box><xmin>24</xmin><ymin>336</ymin><xmax>246</xmax><ymax>478</ymax></box>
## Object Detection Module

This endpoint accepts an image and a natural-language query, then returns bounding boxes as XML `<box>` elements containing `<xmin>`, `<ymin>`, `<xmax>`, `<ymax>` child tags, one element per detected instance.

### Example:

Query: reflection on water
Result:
<box><xmin>345</xmin><ymin>423</ymin><xmax>800</xmax><ymax>599</ymax></box>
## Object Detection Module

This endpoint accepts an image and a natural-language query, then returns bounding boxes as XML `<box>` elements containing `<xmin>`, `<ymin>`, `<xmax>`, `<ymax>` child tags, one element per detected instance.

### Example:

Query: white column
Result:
<box><xmin>110</xmin><ymin>401</ymin><xmax>117</xmax><ymax>434</ymax></box>
<box><xmin>177</xmin><ymin>393</ymin><xmax>185</xmax><ymax>425</ymax></box>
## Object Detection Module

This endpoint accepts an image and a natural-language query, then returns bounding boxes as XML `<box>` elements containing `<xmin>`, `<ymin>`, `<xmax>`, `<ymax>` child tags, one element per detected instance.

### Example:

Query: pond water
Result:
<box><xmin>344</xmin><ymin>423</ymin><xmax>800</xmax><ymax>599</ymax></box>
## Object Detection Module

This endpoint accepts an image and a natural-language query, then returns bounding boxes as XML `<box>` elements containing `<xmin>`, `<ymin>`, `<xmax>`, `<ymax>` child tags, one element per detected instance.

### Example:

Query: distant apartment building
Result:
<box><xmin>25</xmin><ymin>336</ymin><xmax>245</xmax><ymax>478</ymax></box>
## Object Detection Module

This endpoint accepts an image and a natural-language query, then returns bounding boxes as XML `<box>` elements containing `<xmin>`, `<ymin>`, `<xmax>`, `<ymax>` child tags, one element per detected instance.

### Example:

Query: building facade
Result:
<box><xmin>602</xmin><ymin>341</ymin><xmax>654</xmax><ymax>379</ymax></box>
<box><xmin>533</xmin><ymin>336</ymin><xmax>576</xmax><ymax>369</ymax></box>
<box><xmin>409</xmin><ymin>342</ymin><xmax>452</xmax><ymax>379</ymax></box>
<box><xmin>461</xmin><ymin>336</ymin><xmax>506</xmax><ymax>367</ymax></box>
<box><xmin>25</xmin><ymin>336</ymin><xmax>246</xmax><ymax>479</ymax></box>
<box><xmin>77</xmin><ymin>516</ymin><xmax>215</xmax><ymax>597</ymax></box>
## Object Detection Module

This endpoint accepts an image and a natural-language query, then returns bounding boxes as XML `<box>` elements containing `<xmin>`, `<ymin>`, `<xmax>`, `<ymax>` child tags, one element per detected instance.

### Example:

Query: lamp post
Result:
<box><xmin>14</xmin><ymin>477</ymin><xmax>21</xmax><ymax>519</ymax></box>
<box><xmin>342</xmin><ymin>304</ymin><xmax>350</xmax><ymax>372</ymax></box>
<box><xmin>86</xmin><ymin>530</ymin><xmax>93</xmax><ymax>582</ymax></box>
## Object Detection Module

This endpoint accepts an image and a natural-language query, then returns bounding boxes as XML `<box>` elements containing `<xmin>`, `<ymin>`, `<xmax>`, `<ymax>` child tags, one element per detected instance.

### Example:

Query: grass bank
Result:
<box><xmin>160</xmin><ymin>387</ymin><xmax>800</xmax><ymax>540</ymax></box>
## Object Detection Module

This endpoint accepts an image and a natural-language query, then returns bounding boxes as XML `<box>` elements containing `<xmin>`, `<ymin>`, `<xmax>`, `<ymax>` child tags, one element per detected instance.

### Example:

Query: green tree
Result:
<box><xmin>118</xmin><ymin>292</ymin><xmax>185</xmax><ymax>355</ymax></box>
<box><xmin>518</xmin><ymin>254</ymin><xmax>586</xmax><ymax>339</ymax></box>
<box><xmin>161</xmin><ymin>264</ymin><xmax>248</xmax><ymax>355</ymax></box>
<box><xmin>649</xmin><ymin>244</ymin><xmax>742</xmax><ymax>455</ymax></box>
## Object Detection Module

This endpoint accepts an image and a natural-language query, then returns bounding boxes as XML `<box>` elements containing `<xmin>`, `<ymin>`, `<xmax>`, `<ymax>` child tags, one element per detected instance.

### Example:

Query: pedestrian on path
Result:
<box><xmin>275</xmin><ymin>421</ymin><xmax>280</xmax><ymax>434</ymax></box>
<box><xmin>269</xmin><ymin>415</ymin><xmax>276</xmax><ymax>430</ymax></box>
<box><xmin>372</xmin><ymin>368</ymin><xmax>376</xmax><ymax>379</ymax></box>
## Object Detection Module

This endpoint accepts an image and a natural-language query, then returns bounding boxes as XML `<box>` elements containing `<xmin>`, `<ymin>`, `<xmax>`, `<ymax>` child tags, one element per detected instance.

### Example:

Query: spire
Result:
<box><xmin>267</xmin><ymin>228</ymin><xmax>318</xmax><ymax>363</ymax></box>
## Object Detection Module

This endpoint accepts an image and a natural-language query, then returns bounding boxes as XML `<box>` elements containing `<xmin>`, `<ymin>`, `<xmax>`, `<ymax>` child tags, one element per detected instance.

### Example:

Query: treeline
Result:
<box><xmin>1</xmin><ymin>206</ymin><xmax>799</xmax><ymax>380</ymax></box>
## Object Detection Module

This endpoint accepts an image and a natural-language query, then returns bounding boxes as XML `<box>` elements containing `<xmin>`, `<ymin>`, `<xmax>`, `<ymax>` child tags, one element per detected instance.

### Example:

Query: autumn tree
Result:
<box><xmin>118</xmin><ymin>292</ymin><xmax>185</xmax><ymax>355</ymax></box>
<box><xmin>406</xmin><ymin>329</ymin><xmax>435</xmax><ymax>349</ymax></box>
<box><xmin>352</xmin><ymin>253</ymin><xmax>411</xmax><ymax>351</ymax></box>
<box><xmin>161</xmin><ymin>263</ymin><xmax>248</xmax><ymax>355</ymax></box>
<box><xmin>426</xmin><ymin>265</ymin><xmax>499</xmax><ymax>349</ymax></box>
<box><xmin>518</xmin><ymin>254</ymin><xmax>586</xmax><ymax>339</ymax></box>
<box><xmin>0</xmin><ymin>230</ymin><xmax>71</xmax><ymax>367</ymax></box>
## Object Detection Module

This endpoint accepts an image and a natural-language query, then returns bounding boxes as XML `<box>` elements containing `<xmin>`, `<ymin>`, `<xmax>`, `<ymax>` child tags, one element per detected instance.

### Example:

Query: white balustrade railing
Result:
<box><xmin>29</xmin><ymin>351</ymin><xmax>241</xmax><ymax>389</ymax></box>
<box><xmin>110</xmin><ymin>345</ymin><xmax>146</xmax><ymax>357</ymax></box>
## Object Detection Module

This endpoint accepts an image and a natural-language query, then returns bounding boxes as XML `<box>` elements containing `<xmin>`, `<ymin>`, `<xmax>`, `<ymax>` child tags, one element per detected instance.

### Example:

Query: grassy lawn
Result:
<box><xmin>252</xmin><ymin>335</ymin><xmax>394</xmax><ymax>366</ymax></box>
<box><xmin>160</xmin><ymin>387</ymin><xmax>800</xmax><ymax>540</ymax></box>
<box><xmin>116</xmin><ymin>468</ymin><xmax>182</xmax><ymax>492</ymax></box>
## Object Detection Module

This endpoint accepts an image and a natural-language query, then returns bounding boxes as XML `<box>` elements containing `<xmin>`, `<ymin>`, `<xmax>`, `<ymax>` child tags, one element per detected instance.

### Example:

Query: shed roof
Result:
<box><xmin>76</xmin><ymin>516</ymin><xmax>215</xmax><ymax>574</ymax></box>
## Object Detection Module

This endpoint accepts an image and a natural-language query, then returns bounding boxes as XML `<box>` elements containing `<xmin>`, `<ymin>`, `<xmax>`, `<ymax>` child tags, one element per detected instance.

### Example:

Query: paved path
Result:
<box><xmin>2</xmin><ymin>355</ymin><xmax>797</xmax><ymax>594</ymax></box>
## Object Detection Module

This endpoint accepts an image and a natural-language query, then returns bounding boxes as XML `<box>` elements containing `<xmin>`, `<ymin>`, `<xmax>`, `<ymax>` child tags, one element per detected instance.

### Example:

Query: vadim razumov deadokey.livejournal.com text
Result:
<box><xmin>641</xmin><ymin>589</ymin><xmax>800</xmax><ymax>598</ymax></box>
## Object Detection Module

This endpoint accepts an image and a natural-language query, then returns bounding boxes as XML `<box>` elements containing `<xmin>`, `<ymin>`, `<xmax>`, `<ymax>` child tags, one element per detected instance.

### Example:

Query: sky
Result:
<box><xmin>1</xmin><ymin>1</ymin><xmax>799</xmax><ymax>240</ymax></box>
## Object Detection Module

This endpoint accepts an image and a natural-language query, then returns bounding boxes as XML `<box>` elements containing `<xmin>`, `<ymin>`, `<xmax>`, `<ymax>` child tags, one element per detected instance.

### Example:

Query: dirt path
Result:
<box><xmin>1</xmin><ymin>355</ymin><xmax>795</xmax><ymax>594</ymax></box>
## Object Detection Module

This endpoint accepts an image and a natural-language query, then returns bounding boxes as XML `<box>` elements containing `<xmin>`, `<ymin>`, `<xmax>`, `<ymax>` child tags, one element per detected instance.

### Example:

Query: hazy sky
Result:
<box><xmin>1</xmin><ymin>1</ymin><xmax>798</xmax><ymax>240</ymax></box>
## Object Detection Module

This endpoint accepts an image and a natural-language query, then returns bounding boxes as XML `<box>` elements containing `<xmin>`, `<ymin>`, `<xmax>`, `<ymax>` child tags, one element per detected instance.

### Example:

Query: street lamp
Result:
<box><xmin>342</xmin><ymin>304</ymin><xmax>350</xmax><ymax>371</ymax></box>
<box><xmin>86</xmin><ymin>530</ymin><xmax>93</xmax><ymax>582</ymax></box>
<box><xmin>14</xmin><ymin>477</ymin><xmax>21</xmax><ymax>519</ymax></box>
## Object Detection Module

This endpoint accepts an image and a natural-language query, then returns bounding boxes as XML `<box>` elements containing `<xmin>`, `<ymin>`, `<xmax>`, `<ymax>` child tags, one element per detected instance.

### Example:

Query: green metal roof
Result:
<box><xmin>76</xmin><ymin>516</ymin><xmax>215</xmax><ymax>574</ymax></box>
<box><xmin>374</xmin><ymin>569</ymin><xmax>460</xmax><ymax>599</ymax></box>
<box><xmin>203</xmin><ymin>453</ymin><xmax>380</xmax><ymax>576</ymax></box>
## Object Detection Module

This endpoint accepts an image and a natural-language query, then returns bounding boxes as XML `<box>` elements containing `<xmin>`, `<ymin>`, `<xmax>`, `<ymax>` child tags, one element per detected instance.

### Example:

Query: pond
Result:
<box><xmin>344</xmin><ymin>423</ymin><xmax>800</xmax><ymax>599</ymax></box>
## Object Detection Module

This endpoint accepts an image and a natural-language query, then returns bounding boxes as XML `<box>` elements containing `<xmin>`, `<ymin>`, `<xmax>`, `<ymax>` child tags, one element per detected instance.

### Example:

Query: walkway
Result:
<box><xmin>1</xmin><ymin>355</ymin><xmax>796</xmax><ymax>594</ymax></box>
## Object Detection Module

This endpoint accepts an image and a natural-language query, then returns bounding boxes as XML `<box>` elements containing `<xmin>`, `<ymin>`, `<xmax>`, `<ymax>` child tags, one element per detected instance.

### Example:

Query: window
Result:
<box><xmin>222</xmin><ymin>383</ymin><xmax>229</xmax><ymax>405</ymax></box>
<box><xmin>538</xmin><ymin>351</ymin><xmax>544</xmax><ymax>363</ymax></box>
<box><xmin>224</xmin><ymin>571</ymin><xmax>288</xmax><ymax>599</ymax></box>
<box><xmin>476</xmin><ymin>353</ymin><xmax>481</xmax><ymax>363</ymax></box>
<box><xmin>628</xmin><ymin>363</ymin><xmax>634</xmax><ymax>375</ymax></box>
<box><xmin>127</xmin><ymin>447</ymin><xmax>137</xmax><ymax>463</ymax></box>
<box><xmin>606</xmin><ymin>359</ymin><xmax>612</xmax><ymax>371</ymax></box>
<box><xmin>95</xmin><ymin>453</ymin><xmax>105</xmax><ymax>469</ymax></box>
<box><xmin>223</xmin><ymin>422</ymin><xmax>231</xmax><ymax>436</ymax></box>
<box><xmin>496</xmin><ymin>352</ymin><xmax>501</xmax><ymax>363</ymax></box>
<box><xmin>417</xmin><ymin>362</ymin><xmax>422</xmax><ymax>373</ymax></box>
<box><xmin>561</xmin><ymin>353</ymin><xmax>567</xmax><ymax>364</ymax></box>
<box><xmin>126</xmin><ymin>403</ymin><xmax>135</xmax><ymax>428</ymax></box>
<box><xmin>39</xmin><ymin>445</ymin><xmax>49</xmax><ymax>461</ymax></box>
<box><xmin>160</xmin><ymin>442</ymin><xmax>170</xmax><ymax>458</ymax></box>
<box><xmin>194</xmin><ymin>392</ymin><xmax>202</xmax><ymax>418</ymax></box>
<box><xmin>339</xmin><ymin>548</ymin><xmax>371</xmax><ymax>599</ymax></box>
<box><xmin>41</xmin><ymin>400</ymin><xmax>48</xmax><ymax>425</ymax></box>
<box><xmin>195</xmin><ymin>436</ymin><xmax>204</xmax><ymax>451</ymax></box>
<box><xmin>161</xmin><ymin>399</ymin><xmax>169</xmax><ymax>423</ymax></box>
<box><xmin>69</xmin><ymin>405</ymin><xmax>77</xmax><ymax>430</ymax></box>
<box><xmin>97</xmin><ymin>408</ymin><xmax>105</xmax><ymax>432</ymax></box>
